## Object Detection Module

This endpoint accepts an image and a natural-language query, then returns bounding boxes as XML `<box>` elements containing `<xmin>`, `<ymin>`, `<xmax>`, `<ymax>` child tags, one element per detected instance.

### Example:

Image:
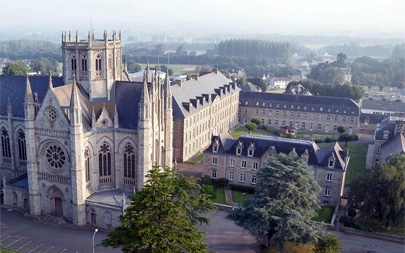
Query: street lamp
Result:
<box><xmin>92</xmin><ymin>228</ymin><xmax>98</xmax><ymax>253</ymax></box>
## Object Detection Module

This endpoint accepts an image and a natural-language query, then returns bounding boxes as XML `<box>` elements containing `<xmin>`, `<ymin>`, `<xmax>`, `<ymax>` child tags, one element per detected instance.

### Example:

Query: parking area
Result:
<box><xmin>0</xmin><ymin>235</ymin><xmax>67</xmax><ymax>253</ymax></box>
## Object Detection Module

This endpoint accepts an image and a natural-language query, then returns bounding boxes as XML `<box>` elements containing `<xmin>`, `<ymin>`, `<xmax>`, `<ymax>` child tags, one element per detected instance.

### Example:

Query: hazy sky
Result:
<box><xmin>1</xmin><ymin>0</ymin><xmax>404</xmax><ymax>38</ymax></box>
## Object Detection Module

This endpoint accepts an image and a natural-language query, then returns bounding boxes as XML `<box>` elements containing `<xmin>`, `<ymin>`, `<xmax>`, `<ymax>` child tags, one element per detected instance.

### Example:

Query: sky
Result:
<box><xmin>0</xmin><ymin>0</ymin><xmax>404</xmax><ymax>39</ymax></box>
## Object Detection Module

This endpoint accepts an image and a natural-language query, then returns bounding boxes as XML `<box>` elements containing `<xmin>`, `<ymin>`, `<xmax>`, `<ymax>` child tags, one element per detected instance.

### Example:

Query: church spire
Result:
<box><xmin>146</xmin><ymin>61</ymin><xmax>150</xmax><ymax>82</ymax></box>
<box><xmin>48</xmin><ymin>71</ymin><xmax>53</xmax><ymax>89</ymax></box>
<box><xmin>141</xmin><ymin>73</ymin><xmax>150</xmax><ymax>104</ymax></box>
<box><xmin>24</xmin><ymin>75</ymin><xmax>34</xmax><ymax>104</ymax></box>
<box><xmin>70</xmin><ymin>74</ymin><xmax>80</xmax><ymax>108</ymax></box>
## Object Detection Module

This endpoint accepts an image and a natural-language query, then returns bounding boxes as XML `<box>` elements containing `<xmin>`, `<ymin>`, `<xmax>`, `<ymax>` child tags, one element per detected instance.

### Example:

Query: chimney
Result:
<box><xmin>174</xmin><ymin>80</ymin><xmax>182</xmax><ymax>87</ymax></box>
<box><xmin>191</xmin><ymin>74</ymin><xmax>199</xmax><ymax>81</ymax></box>
<box><xmin>212</xmin><ymin>68</ymin><xmax>218</xmax><ymax>74</ymax></box>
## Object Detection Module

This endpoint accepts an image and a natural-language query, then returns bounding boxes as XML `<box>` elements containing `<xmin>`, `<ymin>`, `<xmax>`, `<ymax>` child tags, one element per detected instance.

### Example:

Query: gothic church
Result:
<box><xmin>0</xmin><ymin>31</ymin><xmax>173</xmax><ymax>227</ymax></box>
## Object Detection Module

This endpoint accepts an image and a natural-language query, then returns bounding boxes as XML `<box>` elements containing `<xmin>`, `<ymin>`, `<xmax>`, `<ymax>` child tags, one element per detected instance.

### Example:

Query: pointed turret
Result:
<box><xmin>24</xmin><ymin>75</ymin><xmax>34</xmax><ymax>104</ymax></box>
<box><xmin>7</xmin><ymin>98</ymin><xmax>12</xmax><ymax>116</ymax></box>
<box><xmin>146</xmin><ymin>62</ymin><xmax>150</xmax><ymax>82</ymax></box>
<box><xmin>70</xmin><ymin>74</ymin><xmax>80</xmax><ymax>109</ymax></box>
<box><xmin>140</xmin><ymin>73</ymin><xmax>150</xmax><ymax>104</ymax></box>
<box><xmin>114</xmin><ymin>104</ymin><xmax>119</xmax><ymax>128</ymax></box>
<box><xmin>48</xmin><ymin>71</ymin><xmax>53</xmax><ymax>89</ymax></box>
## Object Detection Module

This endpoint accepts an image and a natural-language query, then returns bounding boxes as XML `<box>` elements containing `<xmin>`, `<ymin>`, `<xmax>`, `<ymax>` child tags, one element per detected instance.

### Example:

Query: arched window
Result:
<box><xmin>85</xmin><ymin>148</ymin><xmax>90</xmax><ymax>182</ymax></box>
<box><xmin>95</xmin><ymin>54</ymin><xmax>102</xmax><ymax>75</ymax></box>
<box><xmin>18</xmin><ymin>129</ymin><xmax>27</xmax><ymax>161</ymax></box>
<box><xmin>124</xmin><ymin>143</ymin><xmax>135</xmax><ymax>178</ymax></box>
<box><xmin>71</xmin><ymin>55</ymin><xmax>77</xmax><ymax>71</ymax></box>
<box><xmin>1</xmin><ymin>127</ymin><xmax>11</xmax><ymax>158</ymax></box>
<box><xmin>81</xmin><ymin>54</ymin><xmax>87</xmax><ymax>71</ymax></box>
<box><xmin>98</xmin><ymin>143</ymin><xmax>111</xmax><ymax>176</ymax></box>
<box><xmin>105</xmin><ymin>211</ymin><xmax>112</xmax><ymax>226</ymax></box>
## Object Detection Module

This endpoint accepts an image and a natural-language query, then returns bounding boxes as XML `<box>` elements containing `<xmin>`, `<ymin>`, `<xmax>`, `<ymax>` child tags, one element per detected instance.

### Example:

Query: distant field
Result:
<box><xmin>139</xmin><ymin>64</ymin><xmax>196</xmax><ymax>75</ymax></box>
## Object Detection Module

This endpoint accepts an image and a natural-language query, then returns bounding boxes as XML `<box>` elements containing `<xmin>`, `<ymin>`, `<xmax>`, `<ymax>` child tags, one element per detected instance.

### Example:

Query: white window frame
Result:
<box><xmin>252</xmin><ymin>162</ymin><xmax>258</xmax><ymax>170</ymax></box>
<box><xmin>326</xmin><ymin>173</ymin><xmax>333</xmax><ymax>181</ymax></box>
<box><xmin>229</xmin><ymin>159</ymin><xmax>235</xmax><ymax>167</ymax></box>
<box><xmin>229</xmin><ymin>172</ymin><xmax>234</xmax><ymax>181</ymax></box>
<box><xmin>239</xmin><ymin>173</ymin><xmax>246</xmax><ymax>182</ymax></box>
<box><xmin>324</xmin><ymin>187</ymin><xmax>331</xmax><ymax>196</ymax></box>
<box><xmin>211</xmin><ymin>170</ymin><xmax>217</xmax><ymax>178</ymax></box>
<box><xmin>251</xmin><ymin>175</ymin><xmax>257</xmax><ymax>184</ymax></box>
<box><xmin>212</xmin><ymin>157</ymin><xmax>218</xmax><ymax>165</ymax></box>
<box><xmin>241</xmin><ymin>160</ymin><xmax>247</xmax><ymax>168</ymax></box>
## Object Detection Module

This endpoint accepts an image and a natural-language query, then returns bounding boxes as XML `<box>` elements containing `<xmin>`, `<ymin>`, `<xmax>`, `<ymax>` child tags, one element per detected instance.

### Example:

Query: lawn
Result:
<box><xmin>312</xmin><ymin>205</ymin><xmax>334</xmax><ymax>223</ymax></box>
<box><xmin>266</xmin><ymin>89</ymin><xmax>285</xmax><ymax>94</ymax></box>
<box><xmin>0</xmin><ymin>248</ymin><xmax>18</xmax><ymax>253</ymax></box>
<box><xmin>310</xmin><ymin>133</ymin><xmax>339</xmax><ymax>141</ymax></box>
<box><xmin>184</xmin><ymin>153</ymin><xmax>204</xmax><ymax>164</ymax></box>
<box><xmin>292</xmin><ymin>132</ymin><xmax>305</xmax><ymax>139</ymax></box>
<box><xmin>231</xmin><ymin>126</ymin><xmax>261</xmax><ymax>139</ymax></box>
<box><xmin>343</xmin><ymin>143</ymin><xmax>368</xmax><ymax>154</ymax></box>
<box><xmin>212</xmin><ymin>187</ymin><xmax>229</xmax><ymax>205</ymax></box>
<box><xmin>345</xmin><ymin>155</ymin><xmax>367</xmax><ymax>186</ymax></box>
<box><xmin>232</xmin><ymin>191</ymin><xmax>252</xmax><ymax>206</ymax></box>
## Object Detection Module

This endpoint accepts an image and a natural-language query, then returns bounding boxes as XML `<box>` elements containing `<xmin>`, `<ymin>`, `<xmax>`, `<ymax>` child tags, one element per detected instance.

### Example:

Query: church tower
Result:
<box><xmin>61</xmin><ymin>30</ymin><xmax>122</xmax><ymax>100</ymax></box>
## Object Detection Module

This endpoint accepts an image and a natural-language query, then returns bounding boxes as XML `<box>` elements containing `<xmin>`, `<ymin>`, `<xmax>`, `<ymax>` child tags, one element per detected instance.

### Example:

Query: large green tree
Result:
<box><xmin>247</xmin><ymin>77</ymin><xmax>267</xmax><ymax>92</ymax></box>
<box><xmin>227</xmin><ymin>152</ymin><xmax>322</xmax><ymax>251</ymax></box>
<box><xmin>349</xmin><ymin>154</ymin><xmax>405</xmax><ymax>228</ymax></box>
<box><xmin>2</xmin><ymin>61</ymin><xmax>29</xmax><ymax>75</ymax></box>
<box><xmin>102</xmin><ymin>166</ymin><xmax>215</xmax><ymax>253</ymax></box>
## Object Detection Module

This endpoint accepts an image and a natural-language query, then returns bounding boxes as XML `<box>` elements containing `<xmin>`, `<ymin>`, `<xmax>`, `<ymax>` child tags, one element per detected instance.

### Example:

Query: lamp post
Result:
<box><xmin>92</xmin><ymin>228</ymin><xmax>98</xmax><ymax>253</ymax></box>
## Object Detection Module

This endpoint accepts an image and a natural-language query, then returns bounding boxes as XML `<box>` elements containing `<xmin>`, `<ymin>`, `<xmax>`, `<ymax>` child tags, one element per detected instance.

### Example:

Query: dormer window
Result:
<box><xmin>236</xmin><ymin>148</ymin><xmax>242</xmax><ymax>155</ymax></box>
<box><xmin>248</xmin><ymin>149</ymin><xmax>253</xmax><ymax>156</ymax></box>
<box><xmin>255</xmin><ymin>101</ymin><xmax>259</xmax><ymax>106</ymax></box>
<box><xmin>244</xmin><ymin>101</ymin><xmax>249</xmax><ymax>105</ymax></box>
<box><xmin>213</xmin><ymin>146</ymin><xmax>218</xmax><ymax>153</ymax></box>
<box><xmin>328</xmin><ymin>160</ymin><xmax>334</xmax><ymax>167</ymax></box>
<box><xmin>383</xmin><ymin>130</ymin><xmax>390</xmax><ymax>140</ymax></box>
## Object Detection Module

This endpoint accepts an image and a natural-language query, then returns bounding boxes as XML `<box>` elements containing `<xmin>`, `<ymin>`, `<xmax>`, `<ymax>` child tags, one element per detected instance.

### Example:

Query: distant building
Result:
<box><xmin>238</xmin><ymin>91</ymin><xmax>360</xmax><ymax>135</ymax></box>
<box><xmin>240</xmin><ymin>82</ymin><xmax>261</xmax><ymax>92</ymax></box>
<box><xmin>203</xmin><ymin>134</ymin><xmax>349</xmax><ymax>206</ymax></box>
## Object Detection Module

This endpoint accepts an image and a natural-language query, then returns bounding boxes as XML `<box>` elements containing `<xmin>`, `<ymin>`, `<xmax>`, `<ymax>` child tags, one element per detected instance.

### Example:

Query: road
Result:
<box><xmin>1</xmin><ymin>206</ymin><xmax>404</xmax><ymax>253</ymax></box>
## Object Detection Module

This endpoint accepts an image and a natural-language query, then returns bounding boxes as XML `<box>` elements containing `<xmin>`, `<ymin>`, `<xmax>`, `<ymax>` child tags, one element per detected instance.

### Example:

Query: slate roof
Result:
<box><xmin>240</xmin><ymin>82</ymin><xmax>261</xmax><ymax>92</ymax></box>
<box><xmin>374</xmin><ymin>116</ymin><xmax>405</xmax><ymax>141</ymax></box>
<box><xmin>240</xmin><ymin>91</ymin><xmax>360</xmax><ymax>115</ymax></box>
<box><xmin>362</xmin><ymin>99</ymin><xmax>405</xmax><ymax>113</ymax></box>
<box><xmin>380</xmin><ymin>133</ymin><xmax>405</xmax><ymax>162</ymax></box>
<box><xmin>205</xmin><ymin>134</ymin><xmax>348</xmax><ymax>170</ymax></box>
<box><xmin>86</xmin><ymin>188</ymin><xmax>133</xmax><ymax>209</ymax></box>
<box><xmin>0</xmin><ymin>75</ymin><xmax>64</xmax><ymax>117</ymax></box>
<box><xmin>360</xmin><ymin>113</ymin><xmax>386</xmax><ymax>125</ymax></box>
<box><xmin>171</xmin><ymin>70</ymin><xmax>238</xmax><ymax>118</ymax></box>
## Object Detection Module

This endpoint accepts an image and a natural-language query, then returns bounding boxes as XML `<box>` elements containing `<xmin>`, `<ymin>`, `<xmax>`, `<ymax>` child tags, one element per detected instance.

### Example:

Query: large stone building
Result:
<box><xmin>0</xmin><ymin>31</ymin><xmax>173</xmax><ymax>228</ymax></box>
<box><xmin>203</xmin><ymin>134</ymin><xmax>349</xmax><ymax>206</ymax></box>
<box><xmin>171</xmin><ymin>71</ymin><xmax>239</xmax><ymax>162</ymax></box>
<box><xmin>238</xmin><ymin>91</ymin><xmax>360</xmax><ymax>135</ymax></box>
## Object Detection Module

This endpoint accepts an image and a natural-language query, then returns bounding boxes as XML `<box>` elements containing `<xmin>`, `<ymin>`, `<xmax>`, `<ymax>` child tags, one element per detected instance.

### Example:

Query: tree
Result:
<box><xmin>102</xmin><ymin>166</ymin><xmax>215</xmax><ymax>252</ymax></box>
<box><xmin>227</xmin><ymin>152</ymin><xmax>322</xmax><ymax>250</ymax></box>
<box><xmin>30</xmin><ymin>57</ymin><xmax>59</xmax><ymax>74</ymax></box>
<box><xmin>338</xmin><ymin>133</ymin><xmax>358</xmax><ymax>147</ymax></box>
<box><xmin>2</xmin><ymin>61</ymin><xmax>29</xmax><ymax>75</ymax></box>
<box><xmin>251</xmin><ymin>117</ymin><xmax>261</xmax><ymax>126</ymax></box>
<box><xmin>349</xmin><ymin>154</ymin><xmax>405</xmax><ymax>228</ymax></box>
<box><xmin>313</xmin><ymin>234</ymin><xmax>342</xmax><ymax>253</ymax></box>
<box><xmin>337</xmin><ymin>126</ymin><xmax>346</xmax><ymax>134</ymax></box>
<box><xmin>245</xmin><ymin>122</ymin><xmax>257</xmax><ymax>133</ymax></box>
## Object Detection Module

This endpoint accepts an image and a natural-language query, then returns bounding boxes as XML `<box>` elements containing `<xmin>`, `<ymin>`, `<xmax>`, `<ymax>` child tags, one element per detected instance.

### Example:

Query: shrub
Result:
<box><xmin>324</xmin><ymin>137</ymin><xmax>332</xmax><ymax>143</ymax></box>
<box><xmin>314</xmin><ymin>139</ymin><xmax>323</xmax><ymax>143</ymax></box>
<box><xmin>201</xmin><ymin>175</ymin><xmax>212</xmax><ymax>185</ymax></box>
<box><xmin>202</xmin><ymin>184</ymin><xmax>215</xmax><ymax>199</ymax></box>
<box><xmin>229</xmin><ymin>183</ymin><xmax>256</xmax><ymax>194</ymax></box>
<box><xmin>347</xmin><ymin>208</ymin><xmax>357</xmax><ymax>217</ymax></box>
<box><xmin>339</xmin><ymin>215</ymin><xmax>373</xmax><ymax>232</ymax></box>
<box><xmin>211</xmin><ymin>178</ymin><xmax>229</xmax><ymax>188</ymax></box>
<box><xmin>313</xmin><ymin>234</ymin><xmax>342</xmax><ymax>253</ymax></box>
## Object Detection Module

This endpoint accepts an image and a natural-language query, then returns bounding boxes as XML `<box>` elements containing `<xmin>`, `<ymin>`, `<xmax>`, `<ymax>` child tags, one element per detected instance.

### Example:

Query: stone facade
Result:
<box><xmin>171</xmin><ymin>70</ymin><xmax>240</xmax><ymax>162</ymax></box>
<box><xmin>0</xmin><ymin>31</ymin><xmax>172</xmax><ymax>229</ymax></box>
<box><xmin>238</xmin><ymin>91</ymin><xmax>360</xmax><ymax>135</ymax></box>
<box><xmin>203</xmin><ymin>134</ymin><xmax>348</xmax><ymax>206</ymax></box>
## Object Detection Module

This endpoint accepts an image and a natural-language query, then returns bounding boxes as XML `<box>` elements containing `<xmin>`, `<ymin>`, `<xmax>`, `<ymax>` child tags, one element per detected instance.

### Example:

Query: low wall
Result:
<box><xmin>341</xmin><ymin>226</ymin><xmax>405</xmax><ymax>244</ymax></box>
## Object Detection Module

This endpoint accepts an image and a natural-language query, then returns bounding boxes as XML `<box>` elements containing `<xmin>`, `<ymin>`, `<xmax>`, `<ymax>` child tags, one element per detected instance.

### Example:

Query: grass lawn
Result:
<box><xmin>0</xmin><ymin>248</ymin><xmax>18</xmax><ymax>253</ymax></box>
<box><xmin>266</xmin><ymin>89</ymin><xmax>285</xmax><ymax>94</ymax></box>
<box><xmin>212</xmin><ymin>187</ymin><xmax>229</xmax><ymax>205</ymax></box>
<box><xmin>345</xmin><ymin>155</ymin><xmax>367</xmax><ymax>186</ymax></box>
<box><xmin>231</xmin><ymin>126</ymin><xmax>261</xmax><ymax>139</ymax></box>
<box><xmin>292</xmin><ymin>132</ymin><xmax>305</xmax><ymax>139</ymax></box>
<box><xmin>358</xmin><ymin>219</ymin><xmax>405</xmax><ymax>237</ymax></box>
<box><xmin>184</xmin><ymin>153</ymin><xmax>204</xmax><ymax>164</ymax></box>
<box><xmin>311</xmin><ymin>133</ymin><xmax>339</xmax><ymax>141</ymax></box>
<box><xmin>343</xmin><ymin>143</ymin><xmax>368</xmax><ymax>154</ymax></box>
<box><xmin>312</xmin><ymin>205</ymin><xmax>334</xmax><ymax>223</ymax></box>
<box><xmin>232</xmin><ymin>191</ymin><xmax>252</xmax><ymax>206</ymax></box>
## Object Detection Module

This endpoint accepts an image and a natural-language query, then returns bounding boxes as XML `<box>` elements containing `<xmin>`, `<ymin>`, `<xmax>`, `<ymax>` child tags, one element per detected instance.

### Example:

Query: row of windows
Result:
<box><xmin>212</xmin><ymin>157</ymin><xmax>258</xmax><ymax>169</ymax></box>
<box><xmin>241</xmin><ymin>101</ymin><xmax>356</xmax><ymax>114</ymax></box>
<box><xmin>1</xmin><ymin>127</ymin><xmax>27</xmax><ymax>161</ymax></box>
<box><xmin>211</xmin><ymin>170</ymin><xmax>257</xmax><ymax>184</ymax></box>
<box><xmin>71</xmin><ymin>54</ymin><xmax>104</xmax><ymax>73</ymax></box>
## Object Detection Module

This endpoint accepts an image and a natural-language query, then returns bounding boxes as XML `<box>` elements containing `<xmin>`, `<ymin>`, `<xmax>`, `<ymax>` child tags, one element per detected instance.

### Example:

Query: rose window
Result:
<box><xmin>46</xmin><ymin>107</ymin><xmax>58</xmax><ymax>121</ymax></box>
<box><xmin>46</xmin><ymin>144</ymin><xmax>66</xmax><ymax>169</ymax></box>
